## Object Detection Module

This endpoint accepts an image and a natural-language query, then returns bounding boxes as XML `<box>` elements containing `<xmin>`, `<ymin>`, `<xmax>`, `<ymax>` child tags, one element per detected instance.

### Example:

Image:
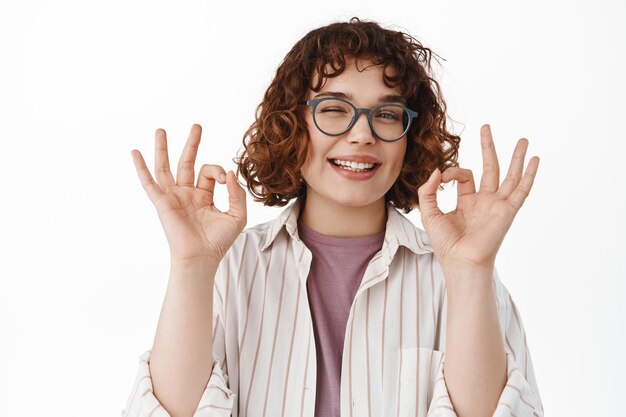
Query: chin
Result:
<box><xmin>303</xmin><ymin>178</ymin><xmax>387</xmax><ymax>208</ymax></box>
<box><xmin>328</xmin><ymin>191</ymin><xmax>383</xmax><ymax>208</ymax></box>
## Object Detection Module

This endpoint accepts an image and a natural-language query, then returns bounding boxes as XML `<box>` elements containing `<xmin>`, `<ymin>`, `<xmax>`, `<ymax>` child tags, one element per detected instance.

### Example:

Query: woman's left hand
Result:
<box><xmin>417</xmin><ymin>124</ymin><xmax>540</xmax><ymax>273</ymax></box>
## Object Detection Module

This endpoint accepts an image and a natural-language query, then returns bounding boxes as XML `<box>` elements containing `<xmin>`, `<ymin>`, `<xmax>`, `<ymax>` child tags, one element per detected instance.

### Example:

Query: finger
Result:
<box><xmin>417</xmin><ymin>168</ymin><xmax>444</xmax><ymax>226</ymax></box>
<box><xmin>224</xmin><ymin>170</ymin><xmax>248</xmax><ymax>225</ymax></box>
<box><xmin>196</xmin><ymin>164</ymin><xmax>228</xmax><ymax>206</ymax></box>
<box><xmin>478</xmin><ymin>124</ymin><xmax>500</xmax><ymax>193</ymax></box>
<box><xmin>154</xmin><ymin>128</ymin><xmax>176</xmax><ymax>189</ymax></box>
<box><xmin>177</xmin><ymin>124</ymin><xmax>202</xmax><ymax>187</ymax></box>
<box><xmin>498</xmin><ymin>138</ymin><xmax>529</xmax><ymax>199</ymax></box>
<box><xmin>441</xmin><ymin>167</ymin><xmax>476</xmax><ymax>198</ymax></box>
<box><xmin>131</xmin><ymin>149</ymin><xmax>164</xmax><ymax>204</ymax></box>
<box><xmin>507</xmin><ymin>156</ymin><xmax>539</xmax><ymax>211</ymax></box>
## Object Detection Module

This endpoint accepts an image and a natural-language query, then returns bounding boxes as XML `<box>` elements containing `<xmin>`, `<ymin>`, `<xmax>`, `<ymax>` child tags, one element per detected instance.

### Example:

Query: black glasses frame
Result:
<box><xmin>299</xmin><ymin>97</ymin><xmax>419</xmax><ymax>142</ymax></box>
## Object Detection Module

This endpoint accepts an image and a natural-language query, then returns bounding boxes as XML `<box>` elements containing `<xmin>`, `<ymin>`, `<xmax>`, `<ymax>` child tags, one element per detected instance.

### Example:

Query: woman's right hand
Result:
<box><xmin>130</xmin><ymin>124</ymin><xmax>247</xmax><ymax>264</ymax></box>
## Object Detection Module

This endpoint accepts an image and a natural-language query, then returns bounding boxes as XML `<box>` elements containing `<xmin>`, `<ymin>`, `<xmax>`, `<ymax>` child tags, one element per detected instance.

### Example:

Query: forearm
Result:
<box><xmin>150</xmin><ymin>259</ymin><xmax>219</xmax><ymax>417</ymax></box>
<box><xmin>442</xmin><ymin>266</ymin><xmax>507</xmax><ymax>417</ymax></box>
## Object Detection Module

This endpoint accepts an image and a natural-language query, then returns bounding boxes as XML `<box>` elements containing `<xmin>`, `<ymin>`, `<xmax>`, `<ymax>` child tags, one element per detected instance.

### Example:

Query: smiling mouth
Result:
<box><xmin>327</xmin><ymin>159</ymin><xmax>381</xmax><ymax>172</ymax></box>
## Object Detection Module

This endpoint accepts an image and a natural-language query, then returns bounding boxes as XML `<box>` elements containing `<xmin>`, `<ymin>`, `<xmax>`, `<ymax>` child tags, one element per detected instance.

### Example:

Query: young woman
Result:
<box><xmin>124</xmin><ymin>18</ymin><xmax>543</xmax><ymax>417</ymax></box>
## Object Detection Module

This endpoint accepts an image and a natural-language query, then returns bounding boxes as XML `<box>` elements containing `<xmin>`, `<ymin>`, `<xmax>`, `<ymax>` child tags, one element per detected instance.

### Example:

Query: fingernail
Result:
<box><xmin>220</xmin><ymin>173</ymin><xmax>226</xmax><ymax>182</ymax></box>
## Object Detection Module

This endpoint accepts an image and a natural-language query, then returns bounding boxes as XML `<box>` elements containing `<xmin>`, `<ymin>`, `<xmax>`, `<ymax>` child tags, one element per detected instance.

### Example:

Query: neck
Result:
<box><xmin>298</xmin><ymin>191</ymin><xmax>387</xmax><ymax>238</ymax></box>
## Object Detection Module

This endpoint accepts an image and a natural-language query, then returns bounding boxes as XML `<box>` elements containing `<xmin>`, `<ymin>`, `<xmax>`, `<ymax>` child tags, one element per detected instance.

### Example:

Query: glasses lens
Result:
<box><xmin>371</xmin><ymin>104</ymin><xmax>410</xmax><ymax>141</ymax></box>
<box><xmin>313</xmin><ymin>99</ymin><xmax>355</xmax><ymax>135</ymax></box>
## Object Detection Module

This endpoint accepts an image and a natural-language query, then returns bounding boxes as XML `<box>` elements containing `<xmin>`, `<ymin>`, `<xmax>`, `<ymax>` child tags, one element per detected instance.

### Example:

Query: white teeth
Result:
<box><xmin>331</xmin><ymin>159</ymin><xmax>376</xmax><ymax>169</ymax></box>
<box><xmin>331</xmin><ymin>159</ymin><xmax>376</xmax><ymax>173</ymax></box>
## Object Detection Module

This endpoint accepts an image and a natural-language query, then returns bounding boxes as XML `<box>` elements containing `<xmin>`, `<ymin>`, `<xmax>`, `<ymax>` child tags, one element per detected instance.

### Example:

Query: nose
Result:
<box><xmin>346</xmin><ymin>112</ymin><xmax>375</xmax><ymax>145</ymax></box>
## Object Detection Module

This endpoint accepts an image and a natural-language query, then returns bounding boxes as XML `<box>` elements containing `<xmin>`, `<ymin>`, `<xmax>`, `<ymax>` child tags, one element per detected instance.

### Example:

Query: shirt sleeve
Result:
<box><xmin>427</xmin><ymin>267</ymin><xmax>544</xmax><ymax>417</ymax></box>
<box><xmin>121</xmin><ymin>259</ymin><xmax>236</xmax><ymax>417</ymax></box>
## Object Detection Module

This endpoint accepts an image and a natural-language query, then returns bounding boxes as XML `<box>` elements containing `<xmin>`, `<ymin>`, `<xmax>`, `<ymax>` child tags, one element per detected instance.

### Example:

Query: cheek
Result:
<box><xmin>389</xmin><ymin>143</ymin><xmax>407</xmax><ymax>171</ymax></box>
<box><xmin>300</xmin><ymin>141</ymin><xmax>323</xmax><ymax>178</ymax></box>
<box><xmin>306</xmin><ymin>133</ymin><xmax>332</xmax><ymax>163</ymax></box>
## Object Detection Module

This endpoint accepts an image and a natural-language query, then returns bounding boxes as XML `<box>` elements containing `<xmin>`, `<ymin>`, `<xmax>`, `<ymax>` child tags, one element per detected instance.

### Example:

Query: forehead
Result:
<box><xmin>309</xmin><ymin>57</ymin><xmax>402</xmax><ymax>99</ymax></box>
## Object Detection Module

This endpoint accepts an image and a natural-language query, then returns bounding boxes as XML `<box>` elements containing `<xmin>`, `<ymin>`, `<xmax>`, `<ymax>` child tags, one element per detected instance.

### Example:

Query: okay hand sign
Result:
<box><xmin>131</xmin><ymin>124</ymin><xmax>248</xmax><ymax>264</ymax></box>
<box><xmin>417</xmin><ymin>124</ymin><xmax>540</xmax><ymax>273</ymax></box>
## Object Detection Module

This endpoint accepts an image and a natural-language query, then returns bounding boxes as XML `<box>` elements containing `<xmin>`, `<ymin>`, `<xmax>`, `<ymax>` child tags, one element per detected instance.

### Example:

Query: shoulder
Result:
<box><xmin>234</xmin><ymin>221</ymin><xmax>273</xmax><ymax>253</ymax></box>
<box><xmin>385</xmin><ymin>205</ymin><xmax>433</xmax><ymax>255</ymax></box>
<box><xmin>415</xmin><ymin>225</ymin><xmax>433</xmax><ymax>249</ymax></box>
<box><xmin>213</xmin><ymin>220</ymin><xmax>276</xmax><ymax>290</ymax></box>
<box><xmin>218</xmin><ymin>217</ymin><xmax>281</xmax><ymax>269</ymax></box>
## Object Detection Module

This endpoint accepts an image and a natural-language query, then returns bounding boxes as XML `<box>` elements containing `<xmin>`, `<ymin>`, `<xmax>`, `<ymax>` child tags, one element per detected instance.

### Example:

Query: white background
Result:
<box><xmin>1</xmin><ymin>0</ymin><xmax>624</xmax><ymax>415</ymax></box>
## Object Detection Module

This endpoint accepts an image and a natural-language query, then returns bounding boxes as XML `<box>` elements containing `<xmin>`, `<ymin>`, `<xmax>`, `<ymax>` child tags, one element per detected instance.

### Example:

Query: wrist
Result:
<box><xmin>169</xmin><ymin>257</ymin><xmax>221</xmax><ymax>280</ymax></box>
<box><xmin>442</xmin><ymin>263</ymin><xmax>494</xmax><ymax>292</ymax></box>
<box><xmin>170</xmin><ymin>252</ymin><xmax>222</xmax><ymax>267</ymax></box>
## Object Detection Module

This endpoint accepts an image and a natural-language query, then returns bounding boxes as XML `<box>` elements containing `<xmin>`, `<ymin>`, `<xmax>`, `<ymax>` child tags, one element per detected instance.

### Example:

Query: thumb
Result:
<box><xmin>418</xmin><ymin>168</ymin><xmax>443</xmax><ymax>224</ymax></box>
<box><xmin>224</xmin><ymin>170</ymin><xmax>247</xmax><ymax>223</ymax></box>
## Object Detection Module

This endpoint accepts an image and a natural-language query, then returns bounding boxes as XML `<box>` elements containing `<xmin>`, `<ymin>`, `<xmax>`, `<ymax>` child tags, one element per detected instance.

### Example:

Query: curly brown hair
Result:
<box><xmin>233</xmin><ymin>17</ymin><xmax>460</xmax><ymax>213</ymax></box>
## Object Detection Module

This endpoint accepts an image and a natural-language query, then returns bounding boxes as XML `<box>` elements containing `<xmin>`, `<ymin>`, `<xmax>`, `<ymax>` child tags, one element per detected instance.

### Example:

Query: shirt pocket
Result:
<box><xmin>397</xmin><ymin>346</ymin><xmax>444</xmax><ymax>417</ymax></box>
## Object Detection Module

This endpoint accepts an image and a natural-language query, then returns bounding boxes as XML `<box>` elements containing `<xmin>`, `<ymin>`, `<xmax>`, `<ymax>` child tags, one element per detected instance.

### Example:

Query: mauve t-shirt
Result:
<box><xmin>297</xmin><ymin>217</ymin><xmax>386</xmax><ymax>417</ymax></box>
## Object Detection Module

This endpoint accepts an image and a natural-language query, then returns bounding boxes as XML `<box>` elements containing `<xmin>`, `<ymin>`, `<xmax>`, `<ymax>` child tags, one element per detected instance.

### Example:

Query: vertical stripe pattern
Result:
<box><xmin>122</xmin><ymin>197</ymin><xmax>544</xmax><ymax>417</ymax></box>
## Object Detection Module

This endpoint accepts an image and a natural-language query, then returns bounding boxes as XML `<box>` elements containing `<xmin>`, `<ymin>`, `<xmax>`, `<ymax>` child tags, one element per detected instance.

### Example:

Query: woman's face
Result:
<box><xmin>300</xmin><ymin>57</ymin><xmax>408</xmax><ymax>208</ymax></box>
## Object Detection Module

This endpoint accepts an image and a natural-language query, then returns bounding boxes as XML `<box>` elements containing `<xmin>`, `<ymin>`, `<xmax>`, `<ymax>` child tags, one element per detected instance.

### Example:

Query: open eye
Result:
<box><xmin>376</xmin><ymin>111</ymin><xmax>399</xmax><ymax>120</ymax></box>
<box><xmin>372</xmin><ymin>104</ymin><xmax>406</xmax><ymax>123</ymax></box>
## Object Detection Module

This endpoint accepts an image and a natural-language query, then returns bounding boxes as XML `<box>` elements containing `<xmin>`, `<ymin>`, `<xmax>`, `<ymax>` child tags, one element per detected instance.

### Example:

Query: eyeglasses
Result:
<box><xmin>299</xmin><ymin>97</ymin><xmax>418</xmax><ymax>142</ymax></box>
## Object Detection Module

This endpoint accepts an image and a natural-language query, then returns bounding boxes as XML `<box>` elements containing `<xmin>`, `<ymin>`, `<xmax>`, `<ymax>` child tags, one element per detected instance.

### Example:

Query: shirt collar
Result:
<box><xmin>260</xmin><ymin>196</ymin><xmax>432</xmax><ymax>255</ymax></box>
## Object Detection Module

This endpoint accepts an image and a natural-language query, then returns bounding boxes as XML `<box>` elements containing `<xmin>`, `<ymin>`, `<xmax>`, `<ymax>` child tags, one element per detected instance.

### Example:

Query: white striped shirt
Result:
<box><xmin>122</xmin><ymin>196</ymin><xmax>544</xmax><ymax>417</ymax></box>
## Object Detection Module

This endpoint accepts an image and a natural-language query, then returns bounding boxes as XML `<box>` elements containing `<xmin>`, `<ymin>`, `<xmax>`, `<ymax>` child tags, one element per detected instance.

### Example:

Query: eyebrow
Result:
<box><xmin>312</xmin><ymin>91</ymin><xmax>406</xmax><ymax>105</ymax></box>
